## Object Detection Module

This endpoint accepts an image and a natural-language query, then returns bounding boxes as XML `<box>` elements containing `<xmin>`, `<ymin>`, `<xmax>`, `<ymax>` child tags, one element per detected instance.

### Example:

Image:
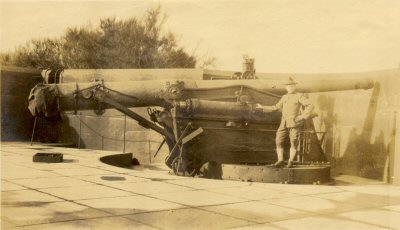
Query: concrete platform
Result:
<box><xmin>1</xmin><ymin>142</ymin><xmax>400</xmax><ymax>229</ymax></box>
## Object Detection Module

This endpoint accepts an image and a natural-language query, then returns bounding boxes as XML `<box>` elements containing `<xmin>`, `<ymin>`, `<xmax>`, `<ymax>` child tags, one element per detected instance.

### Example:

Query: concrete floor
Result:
<box><xmin>1</xmin><ymin>142</ymin><xmax>400</xmax><ymax>230</ymax></box>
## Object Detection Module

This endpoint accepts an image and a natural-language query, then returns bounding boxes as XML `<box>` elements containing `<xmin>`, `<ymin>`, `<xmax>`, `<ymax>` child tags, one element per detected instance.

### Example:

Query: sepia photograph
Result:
<box><xmin>1</xmin><ymin>0</ymin><xmax>400</xmax><ymax>229</ymax></box>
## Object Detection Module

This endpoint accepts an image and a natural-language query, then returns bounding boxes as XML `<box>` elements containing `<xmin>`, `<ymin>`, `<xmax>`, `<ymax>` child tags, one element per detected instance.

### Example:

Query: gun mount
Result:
<box><xmin>28</xmin><ymin>72</ymin><xmax>374</xmax><ymax>184</ymax></box>
<box><xmin>28</xmin><ymin>54</ymin><xmax>375</xmax><ymax>184</ymax></box>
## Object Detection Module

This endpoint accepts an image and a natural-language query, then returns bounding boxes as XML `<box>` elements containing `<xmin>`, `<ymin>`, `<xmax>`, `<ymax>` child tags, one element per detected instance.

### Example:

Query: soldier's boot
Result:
<box><xmin>287</xmin><ymin>148</ymin><xmax>297</xmax><ymax>168</ymax></box>
<box><xmin>273</xmin><ymin>148</ymin><xmax>285</xmax><ymax>167</ymax></box>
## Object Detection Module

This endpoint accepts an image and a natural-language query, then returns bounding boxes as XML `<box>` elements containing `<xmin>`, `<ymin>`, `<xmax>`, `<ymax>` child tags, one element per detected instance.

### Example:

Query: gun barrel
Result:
<box><xmin>295</xmin><ymin>78</ymin><xmax>375</xmax><ymax>93</ymax></box>
<box><xmin>42</xmin><ymin>69</ymin><xmax>203</xmax><ymax>83</ymax></box>
<box><xmin>175</xmin><ymin>99</ymin><xmax>278</xmax><ymax>122</ymax></box>
<box><xmin>56</xmin><ymin>81</ymin><xmax>168</xmax><ymax>110</ymax></box>
<box><xmin>28</xmin><ymin>77</ymin><xmax>374</xmax><ymax>117</ymax></box>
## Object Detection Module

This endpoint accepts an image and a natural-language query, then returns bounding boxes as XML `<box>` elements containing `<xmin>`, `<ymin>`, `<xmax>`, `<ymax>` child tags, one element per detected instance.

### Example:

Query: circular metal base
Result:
<box><xmin>220</xmin><ymin>163</ymin><xmax>331</xmax><ymax>184</ymax></box>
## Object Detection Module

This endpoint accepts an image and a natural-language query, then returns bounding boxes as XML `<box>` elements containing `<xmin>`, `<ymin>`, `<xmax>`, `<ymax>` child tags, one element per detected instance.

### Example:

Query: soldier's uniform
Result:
<box><xmin>272</xmin><ymin>93</ymin><xmax>313</xmax><ymax>150</ymax></box>
<box><xmin>263</xmin><ymin>78</ymin><xmax>314</xmax><ymax>167</ymax></box>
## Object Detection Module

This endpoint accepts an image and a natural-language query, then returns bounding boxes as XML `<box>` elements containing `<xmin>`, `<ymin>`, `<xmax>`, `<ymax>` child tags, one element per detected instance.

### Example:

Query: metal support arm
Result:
<box><xmin>91</xmin><ymin>89</ymin><xmax>174</xmax><ymax>141</ymax></box>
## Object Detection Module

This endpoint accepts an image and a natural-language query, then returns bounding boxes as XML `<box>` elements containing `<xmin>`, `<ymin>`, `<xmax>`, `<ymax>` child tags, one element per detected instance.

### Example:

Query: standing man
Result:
<box><xmin>258</xmin><ymin>77</ymin><xmax>314</xmax><ymax>168</ymax></box>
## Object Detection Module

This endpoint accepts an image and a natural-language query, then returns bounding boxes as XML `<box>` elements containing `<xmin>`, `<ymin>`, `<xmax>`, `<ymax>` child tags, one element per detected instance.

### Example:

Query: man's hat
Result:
<box><xmin>283</xmin><ymin>77</ymin><xmax>297</xmax><ymax>85</ymax></box>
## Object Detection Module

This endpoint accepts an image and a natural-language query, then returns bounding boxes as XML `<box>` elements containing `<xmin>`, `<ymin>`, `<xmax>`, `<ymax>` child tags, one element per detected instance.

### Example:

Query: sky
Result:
<box><xmin>1</xmin><ymin>0</ymin><xmax>400</xmax><ymax>73</ymax></box>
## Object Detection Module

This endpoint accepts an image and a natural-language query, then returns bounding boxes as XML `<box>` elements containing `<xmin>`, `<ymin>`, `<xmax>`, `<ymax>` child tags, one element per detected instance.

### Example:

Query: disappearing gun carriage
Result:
<box><xmin>28</xmin><ymin>59</ymin><xmax>374</xmax><ymax>184</ymax></box>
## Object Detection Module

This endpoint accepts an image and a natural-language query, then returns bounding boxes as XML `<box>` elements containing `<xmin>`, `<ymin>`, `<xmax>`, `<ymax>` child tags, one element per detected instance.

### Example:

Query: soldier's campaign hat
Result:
<box><xmin>283</xmin><ymin>77</ymin><xmax>298</xmax><ymax>85</ymax></box>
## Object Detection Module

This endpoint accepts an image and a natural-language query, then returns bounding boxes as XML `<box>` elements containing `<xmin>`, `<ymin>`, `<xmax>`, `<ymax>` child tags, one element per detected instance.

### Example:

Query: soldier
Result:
<box><xmin>257</xmin><ymin>77</ymin><xmax>314</xmax><ymax>168</ymax></box>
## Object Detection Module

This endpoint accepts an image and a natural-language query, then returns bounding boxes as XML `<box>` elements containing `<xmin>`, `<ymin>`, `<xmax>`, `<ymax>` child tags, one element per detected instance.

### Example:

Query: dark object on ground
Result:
<box><xmin>33</xmin><ymin>152</ymin><xmax>63</xmax><ymax>163</ymax></box>
<box><xmin>100</xmin><ymin>152</ymin><xmax>135</xmax><ymax>168</ymax></box>
<box><xmin>132</xmin><ymin>158</ymin><xmax>140</xmax><ymax>165</ymax></box>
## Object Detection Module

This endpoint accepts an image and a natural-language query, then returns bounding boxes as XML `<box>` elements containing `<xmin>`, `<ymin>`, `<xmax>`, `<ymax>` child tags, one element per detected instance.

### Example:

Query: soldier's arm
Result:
<box><xmin>297</xmin><ymin>94</ymin><xmax>314</xmax><ymax>120</ymax></box>
<box><xmin>257</xmin><ymin>96</ymin><xmax>284</xmax><ymax>112</ymax></box>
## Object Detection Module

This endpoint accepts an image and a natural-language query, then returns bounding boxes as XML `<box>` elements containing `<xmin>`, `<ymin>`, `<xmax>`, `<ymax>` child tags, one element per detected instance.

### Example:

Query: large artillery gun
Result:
<box><xmin>28</xmin><ymin>62</ymin><xmax>374</xmax><ymax>184</ymax></box>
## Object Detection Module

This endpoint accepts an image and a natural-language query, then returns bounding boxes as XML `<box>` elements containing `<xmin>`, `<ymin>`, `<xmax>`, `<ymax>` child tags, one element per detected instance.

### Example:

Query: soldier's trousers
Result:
<box><xmin>275</xmin><ymin>126</ymin><xmax>300</xmax><ymax>150</ymax></box>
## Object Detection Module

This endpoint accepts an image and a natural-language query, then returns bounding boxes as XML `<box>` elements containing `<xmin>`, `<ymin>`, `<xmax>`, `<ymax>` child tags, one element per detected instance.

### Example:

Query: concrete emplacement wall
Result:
<box><xmin>2</xmin><ymin>66</ymin><xmax>400</xmax><ymax>184</ymax></box>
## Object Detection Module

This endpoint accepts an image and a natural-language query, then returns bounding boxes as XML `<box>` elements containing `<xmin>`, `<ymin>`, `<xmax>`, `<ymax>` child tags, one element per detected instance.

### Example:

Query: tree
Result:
<box><xmin>0</xmin><ymin>53</ymin><xmax>13</xmax><ymax>66</ymax></box>
<box><xmin>12</xmin><ymin>39</ymin><xmax>63</xmax><ymax>69</ymax></box>
<box><xmin>2</xmin><ymin>6</ymin><xmax>200</xmax><ymax>69</ymax></box>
